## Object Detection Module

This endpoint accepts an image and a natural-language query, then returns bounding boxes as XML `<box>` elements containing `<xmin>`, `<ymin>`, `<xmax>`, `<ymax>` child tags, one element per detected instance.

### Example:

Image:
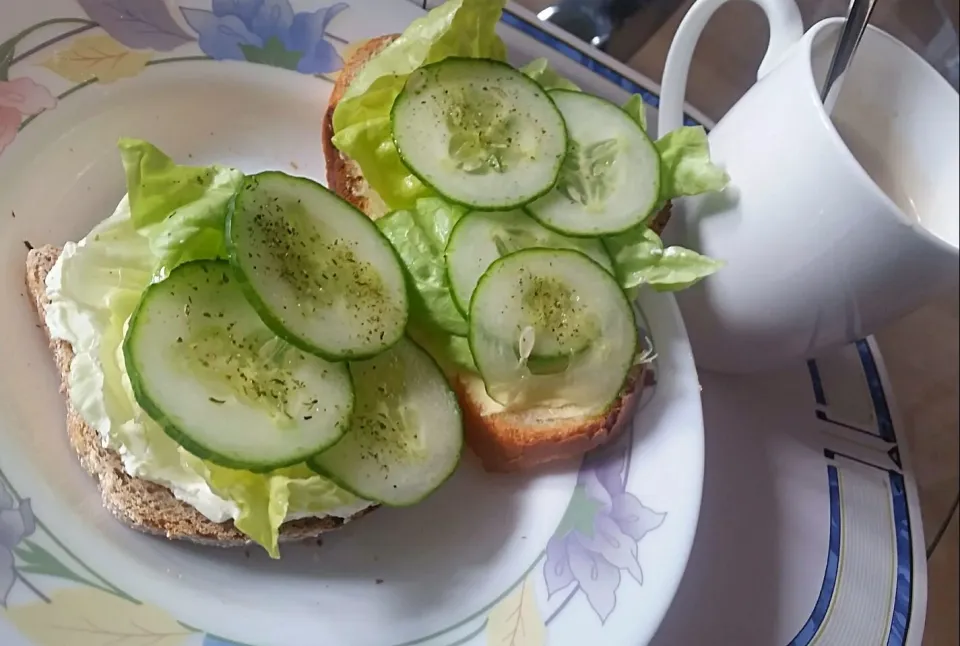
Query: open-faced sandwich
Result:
<box><xmin>26</xmin><ymin>0</ymin><xmax>728</xmax><ymax>558</ymax></box>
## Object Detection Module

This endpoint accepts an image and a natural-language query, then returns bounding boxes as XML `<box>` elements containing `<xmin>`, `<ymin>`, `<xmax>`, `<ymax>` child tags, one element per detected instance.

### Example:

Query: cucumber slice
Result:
<box><xmin>392</xmin><ymin>58</ymin><xmax>567</xmax><ymax>210</ymax></box>
<box><xmin>123</xmin><ymin>260</ymin><xmax>354</xmax><ymax>472</ymax></box>
<box><xmin>444</xmin><ymin>209</ymin><xmax>613</xmax><ymax>319</ymax></box>
<box><xmin>468</xmin><ymin>249</ymin><xmax>637</xmax><ymax>411</ymax></box>
<box><xmin>527</xmin><ymin>90</ymin><xmax>661</xmax><ymax>236</ymax></box>
<box><xmin>227</xmin><ymin>172</ymin><xmax>408</xmax><ymax>361</ymax></box>
<box><xmin>309</xmin><ymin>338</ymin><xmax>463</xmax><ymax>506</ymax></box>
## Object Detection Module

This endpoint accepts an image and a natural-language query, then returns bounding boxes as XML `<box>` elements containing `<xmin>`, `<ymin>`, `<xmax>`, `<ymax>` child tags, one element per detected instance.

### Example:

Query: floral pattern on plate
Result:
<box><xmin>0</xmin><ymin>470</ymin><xmax>200</xmax><ymax>646</ymax></box>
<box><xmin>181</xmin><ymin>0</ymin><xmax>348</xmax><ymax>73</ymax></box>
<box><xmin>543</xmin><ymin>432</ymin><xmax>666</xmax><ymax>623</ymax></box>
<box><xmin>0</xmin><ymin>78</ymin><xmax>57</xmax><ymax>155</ymax></box>
<box><xmin>0</xmin><ymin>484</ymin><xmax>36</xmax><ymax>608</ymax></box>
<box><xmin>0</xmin><ymin>0</ymin><xmax>348</xmax><ymax>156</ymax></box>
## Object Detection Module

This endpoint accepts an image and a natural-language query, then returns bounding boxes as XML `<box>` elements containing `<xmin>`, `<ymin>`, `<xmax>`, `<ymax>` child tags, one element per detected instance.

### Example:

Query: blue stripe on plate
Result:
<box><xmin>815</xmin><ymin>409</ymin><xmax>889</xmax><ymax>440</ymax></box>
<box><xmin>816</xmin><ymin>450</ymin><xmax>914</xmax><ymax>646</ymax></box>
<box><xmin>807</xmin><ymin>360</ymin><xmax>827</xmax><ymax>405</ymax></box>
<box><xmin>807</xmin><ymin>341</ymin><xmax>896</xmax><ymax>442</ymax></box>
<box><xmin>886</xmin><ymin>472</ymin><xmax>912</xmax><ymax>646</ymax></box>
<box><xmin>500</xmin><ymin>9</ymin><xmax>700</xmax><ymax>128</ymax></box>
<box><xmin>856</xmin><ymin>340</ymin><xmax>895</xmax><ymax>442</ymax></box>
<box><xmin>786</xmin><ymin>465</ymin><xmax>841</xmax><ymax>646</ymax></box>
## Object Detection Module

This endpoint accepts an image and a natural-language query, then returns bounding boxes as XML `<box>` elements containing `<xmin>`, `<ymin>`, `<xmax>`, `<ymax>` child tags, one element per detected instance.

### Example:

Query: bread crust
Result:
<box><xmin>323</xmin><ymin>39</ymin><xmax>664</xmax><ymax>472</ymax></box>
<box><xmin>26</xmin><ymin>246</ymin><xmax>374</xmax><ymax>546</ymax></box>
<box><xmin>321</xmin><ymin>35</ymin><xmax>398</xmax><ymax>220</ymax></box>
<box><xmin>453</xmin><ymin>368</ymin><xmax>644</xmax><ymax>472</ymax></box>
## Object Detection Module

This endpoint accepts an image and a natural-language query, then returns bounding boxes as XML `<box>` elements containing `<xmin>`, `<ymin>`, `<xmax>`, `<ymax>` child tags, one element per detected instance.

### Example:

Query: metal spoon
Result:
<box><xmin>820</xmin><ymin>0</ymin><xmax>880</xmax><ymax>114</ymax></box>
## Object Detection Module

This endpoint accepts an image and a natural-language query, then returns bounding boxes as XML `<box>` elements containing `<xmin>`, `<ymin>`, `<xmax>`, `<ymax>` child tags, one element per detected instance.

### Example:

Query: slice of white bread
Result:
<box><xmin>26</xmin><ymin>245</ymin><xmax>374</xmax><ymax>546</ymax></box>
<box><xmin>322</xmin><ymin>36</ymin><xmax>666</xmax><ymax>472</ymax></box>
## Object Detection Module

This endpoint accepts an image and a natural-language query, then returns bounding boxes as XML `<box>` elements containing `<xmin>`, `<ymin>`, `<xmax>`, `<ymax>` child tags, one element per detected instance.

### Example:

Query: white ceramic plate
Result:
<box><xmin>0</xmin><ymin>2</ymin><xmax>705</xmax><ymax>645</ymax></box>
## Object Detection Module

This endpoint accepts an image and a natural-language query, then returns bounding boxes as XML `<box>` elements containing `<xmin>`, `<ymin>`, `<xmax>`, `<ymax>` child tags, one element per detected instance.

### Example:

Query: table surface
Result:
<box><xmin>513</xmin><ymin>0</ymin><xmax>960</xmax><ymax>643</ymax></box>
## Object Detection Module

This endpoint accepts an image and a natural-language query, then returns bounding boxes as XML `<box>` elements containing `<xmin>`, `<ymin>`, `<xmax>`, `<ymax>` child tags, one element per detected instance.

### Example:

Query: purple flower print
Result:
<box><xmin>181</xmin><ymin>0</ymin><xmax>348</xmax><ymax>74</ymax></box>
<box><xmin>0</xmin><ymin>484</ymin><xmax>36</xmax><ymax>607</ymax></box>
<box><xmin>543</xmin><ymin>442</ymin><xmax>666</xmax><ymax>623</ymax></box>
<box><xmin>78</xmin><ymin>0</ymin><xmax>195</xmax><ymax>51</ymax></box>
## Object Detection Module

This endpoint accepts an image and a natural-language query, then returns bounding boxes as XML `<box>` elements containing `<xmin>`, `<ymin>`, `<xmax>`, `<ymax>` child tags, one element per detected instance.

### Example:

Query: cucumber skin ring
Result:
<box><xmin>391</xmin><ymin>57</ymin><xmax>569</xmax><ymax>212</ymax></box>
<box><xmin>122</xmin><ymin>259</ymin><xmax>356</xmax><ymax>473</ymax></box>
<box><xmin>466</xmin><ymin>247</ymin><xmax>637</xmax><ymax>413</ymax></box>
<box><xmin>226</xmin><ymin>172</ymin><xmax>410</xmax><ymax>362</ymax></box>
<box><xmin>307</xmin><ymin>336</ymin><xmax>464</xmax><ymax>506</ymax></box>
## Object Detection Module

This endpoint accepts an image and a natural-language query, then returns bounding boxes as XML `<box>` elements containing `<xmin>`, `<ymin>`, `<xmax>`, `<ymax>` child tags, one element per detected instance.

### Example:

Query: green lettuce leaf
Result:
<box><xmin>181</xmin><ymin>458</ymin><xmax>362</xmax><ymax>559</ymax></box>
<box><xmin>118</xmin><ymin>138</ymin><xmax>243</xmax><ymax>277</ymax></box>
<box><xmin>621</xmin><ymin>94</ymin><xmax>648</xmax><ymax>131</ymax></box>
<box><xmin>520</xmin><ymin>58</ymin><xmax>580</xmax><ymax>91</ymax></box>
<box><xmin>407</xmin><ymin>319</ymin><xmax>477</xmax><ymax>376</ymax></box>
<box><xmin>408</xmin><ymin>196</ymin><xmax>466</xmax><ymax>251</ymax></box>
<box><xmin>377</xmin><ymin>199</ymin><xmax>467</xmax><ymax>335</ymax></box>
<box><xmin>655</xmin><ymin>126</ymin><xmax>729</xmax><ymax>202</ymax></box>
<box><xmin>606</xmin><ymin>102</ymin><xmax>727</xmax><ymax>289</ymax></box>
<box><xmin>48</xmin><ymin>141</ymin><xmax>362</xmax><ymax>559</ymax></box>
<box><xmin>619</xmin><ymin>98</ymin><xmax>729</xmax><ymax>203</ymax></box>
<box><xmin>604</xmin><ymin>226</ymin><xmax>724</xmax><ymax>291</ymax></box>
<box><xmin>330</xmin><ymin>0</ymin><xmax>507</xmax><ymax>209</ymax></box>
<box><xmin>47</xmin><ymin>203</ymin><xmax>157</xmax><ymax>455</ymax></box>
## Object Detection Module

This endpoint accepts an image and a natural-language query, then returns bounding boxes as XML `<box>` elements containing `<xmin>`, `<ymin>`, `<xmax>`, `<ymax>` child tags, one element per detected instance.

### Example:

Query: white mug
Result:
<box><xmin>657</xmin><ymin>0</ymin><xmax>960</xmax><ymax>374</ymax></box>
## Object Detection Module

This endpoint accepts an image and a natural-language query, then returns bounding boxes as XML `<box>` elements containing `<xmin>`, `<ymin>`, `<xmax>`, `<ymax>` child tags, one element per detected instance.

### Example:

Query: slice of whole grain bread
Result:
<box><xmin>26</xmin><ymin>245</ymin><xmax>374</xmax><ymax>546</ymax></box>
<box><xmin>322</xmin><ymin>35</ymin><xmax>664</xmax><ymax>472</ymax></box>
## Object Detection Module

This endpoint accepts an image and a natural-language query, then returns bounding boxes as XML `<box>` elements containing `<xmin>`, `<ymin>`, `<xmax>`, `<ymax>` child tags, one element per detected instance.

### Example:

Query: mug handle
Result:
<box><xmin>657</xmin><ymin>0</ymin><xmax>804</xmax><ymax>136</ymax></box>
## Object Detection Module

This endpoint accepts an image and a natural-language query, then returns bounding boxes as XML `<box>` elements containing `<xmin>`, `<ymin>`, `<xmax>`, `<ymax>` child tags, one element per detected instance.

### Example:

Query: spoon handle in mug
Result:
<box><xmin>820</xmin><ymin>0</ymin><xmax>879</xmax><ymax>113</ymax></box>
<box><xmin>657</xmin><ymin>0</ymin><xmax>803</xmax><ymax>136</ymax></box>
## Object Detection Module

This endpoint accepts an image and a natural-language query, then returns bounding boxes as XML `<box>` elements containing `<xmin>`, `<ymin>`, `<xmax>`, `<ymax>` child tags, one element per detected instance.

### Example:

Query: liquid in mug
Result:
<box><xmin>833</xmin><ymin>118</ymin><xmax>958</xmax><ymax>248</ymax></box>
